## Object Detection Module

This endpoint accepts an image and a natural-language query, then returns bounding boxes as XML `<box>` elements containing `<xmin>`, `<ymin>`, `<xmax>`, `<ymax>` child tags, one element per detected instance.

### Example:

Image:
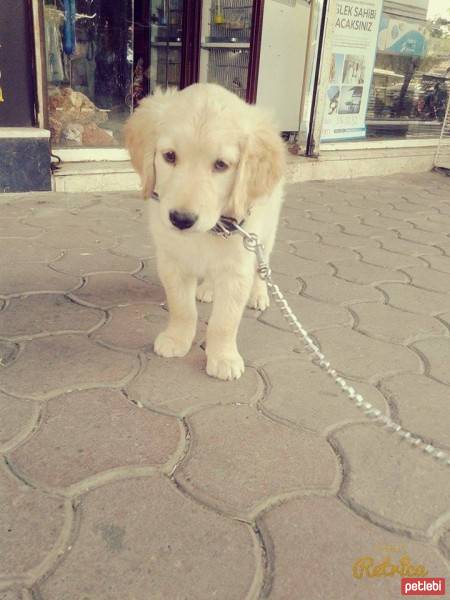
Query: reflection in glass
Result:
<box><xmin>44</xmin><ymin>0</ymin><xmax>134</xmax><ymax>147</ymax></box>
<box><xmin>199</xmin><ymin>0</ymin><xmax>255</xmax><ymax>101</ymax></box>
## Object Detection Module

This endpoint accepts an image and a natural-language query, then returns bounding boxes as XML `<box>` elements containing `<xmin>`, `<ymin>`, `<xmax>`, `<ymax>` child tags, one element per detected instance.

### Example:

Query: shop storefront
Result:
<box><xmin>39</xmin><ymin>0</ymin><xmax>310</xmax><ymax>150</ymax></box>
<box><xmin>0</xmin><ymin>0</ymin><xmax>448</xmax><ymax>191</ymax></box>
<box><xmin>300</xmin><ymin>0</ymin><xmax>450</xmax><ymax>155</ymax></box>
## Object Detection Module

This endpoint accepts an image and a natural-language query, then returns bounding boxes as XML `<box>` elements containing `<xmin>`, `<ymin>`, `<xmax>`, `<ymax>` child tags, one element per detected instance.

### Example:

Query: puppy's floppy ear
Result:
<box><xmin>229</xmin><ymin>112</ymin><xmax>286</xmax><ymax>220</ymax></box>
<box><xmin>124</xmin><ymin>88</ymin><xmax>174</xmax><ymax>199</ymax></box>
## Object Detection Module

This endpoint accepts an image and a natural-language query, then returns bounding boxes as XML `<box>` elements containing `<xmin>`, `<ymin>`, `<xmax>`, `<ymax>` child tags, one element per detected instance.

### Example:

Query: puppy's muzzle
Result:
<box><xmin>169</xmin><ymin>210</ymin><xmax>198</xmax><ymax>230</ymax></box>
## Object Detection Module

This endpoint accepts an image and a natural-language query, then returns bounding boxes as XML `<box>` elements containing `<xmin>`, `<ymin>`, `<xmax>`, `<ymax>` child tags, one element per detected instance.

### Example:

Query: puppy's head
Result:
<box><xmin>125</xmin><ymin>83</ymin><xmax>285</xmax><ymax>233</ymax></box>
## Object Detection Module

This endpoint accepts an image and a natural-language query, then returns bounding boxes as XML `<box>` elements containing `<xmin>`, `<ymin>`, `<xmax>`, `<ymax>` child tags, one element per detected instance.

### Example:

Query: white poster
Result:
<box><xmin>321</xmin><ymin>0</ymin><xmax>383</xmax><ymax>141</ymax></box>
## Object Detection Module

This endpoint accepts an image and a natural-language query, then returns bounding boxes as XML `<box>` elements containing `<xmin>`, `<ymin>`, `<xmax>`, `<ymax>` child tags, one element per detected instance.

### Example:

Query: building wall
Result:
<box><xmin>0</xmin><ymin>0</ymin><xmax>36</xmax><ymax>126</ymax></box>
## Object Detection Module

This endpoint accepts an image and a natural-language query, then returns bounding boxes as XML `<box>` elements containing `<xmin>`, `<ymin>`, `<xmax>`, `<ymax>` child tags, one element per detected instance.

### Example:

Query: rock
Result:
<box><xmin>82</xmin><ymin>123</ymin><xmax>117</xmax><ymax>147</ymax></box>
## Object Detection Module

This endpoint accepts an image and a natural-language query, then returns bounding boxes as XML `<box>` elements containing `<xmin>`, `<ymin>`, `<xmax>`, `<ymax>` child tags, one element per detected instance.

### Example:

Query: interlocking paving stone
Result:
<box><xmin>380</xmin><ymin>282</ymin><xmax>450</xmax><ymax>315</ymax></box>
<box><xmin>111</xmin><ymin>237</ymin><xmax>155</xmax><ymax>259</ymax></box>
<box><xmin>301</xmin><ymin>273</ymin><xmax>383</xmax><ymax>305</ymax></box>
<box><xmin>237</xmin><ymin>316</ymin><xmax>305</xmax><ymax>365</ymax></box>
<box><xmin>263</xmin><ymin>271</ymin><xmax>303</xmax><ymax>295</ymax></box>
<box><xmin>94</xmin><ymin>303</ymin><xmax>172</xmax><ymax>350</ymax></box>
<box><xmin>70</xmin><ymin>273</ymin><xmax>164</xmax><ymax>308</ymax></box>
<box><xmin>292</xmin><ymin>241</ymin><xmax>356</xmax><ymax>262</ymax></box>
<box><xmin>271</xmin><ymin>250</ymin><xmax>334</xmax><ymax>277</ymax></box>
<box><xmin>333</xmin><ymin>424</ymin><xmax>450</xmax><ymax>532</ymax></box>
<box><xmin>441</xmin><ymin>532</ymin><xmax>450</xmax><ymax>561</ymax></box>
<box><xmin>261</xmin><ymin>496</ymin><xmax>448</xmax><ymax>600</ymax></box>
<box><xmin>0</xmin><ymin>590</ymin><xmax>23</xmax><ymax>600</ymax></box>
<box><xmin>413</xmin><ymin>338</ymin><xmax>450</xmax><ymax>385</ymax></box>
<box><xmin>127</xmin><ymin>346</ymin><xmax>260</xmax><ymax>415</ymax></box>
<box><xmin>0</xmin><ymin>219</ymin><xmax>42</xmax><ymax>239</ymax></box>
<box><xmin>433</xmin><ymin>238</ymin><xmax>450</xmax><ymax>255</ymax></box>
<box><xmin>0</xmin><ymin>295</ymin><xmax>102</xmax><ymax>338</ymax></box>
<box><xmin>0</xmin><ymin>467</ymin><xmax>65</xmax><ymax>576</ymax></box>
<box><xmin>1</xmin><ymin>335</ymin><xmax>138</xmax><ymax>399</ymax></box>
<box><xmin>0</xmin><ymin>340</ymin><xmax>19</xmax><ymax>367</ymax></box>
<box><xmin>275</xmin><ymin>225</ymin><xmax>317</xmax><ymax>243</ymax></box>
<box><xmin>51</xmin><ymin>249</ymin><xmax>140</xmax><ymax>276</ymax></box>
<box><xmin>337</xmin><ymin>221</ymin><xmax>388</xmax><ymax>238</ymax></box>
<box><xmin>402</xmin><ymin>265</ymin><xmax>450</xmax><ymax>293</ymax></box>
<box><xmin>258</xmin><ymin>293</ymin><xmax>352</xmax><ymax>331</ymax></box>
<box><xmin>85</xmin><ymin>215</ymin><xmax>149</xmax><ymax>240</ymax></box>
<box><xmin>176</xmin><ymin>405</ymin><xmax>338</xmax><ymax>513</ymax></box>
<box><xmin>9</xmin><ymin>389</ymin><xmax>180</xmax><ymax>487</ymax></box>
<box><xmin>134</xmin><ymin>258</ymin><xmax>158</xmax><ymax>283</ymax></box>
<box><xmin>0</xmin><ymin>239</ymin><xmax>62</xmax><ymax>263</ymax></box>
<box><xmin>0</xmin><ymin>264</ymin><xmax>80</xmax><ymax>297</ymax></box>
<box><xmin>39</xmin><ymin>476</ymin><xmax>256</xmax><ymax>600</ymax></box>
<box><xmin>380</xmin><ymin>373</ymin><xmax>450</xmax><ymax>448</ymax></box>
<box><xmin>428</xmin><ymin>213</ymin><xmax>450</xmax><ymax>226</ymax></box>
<box><xmin>39</xmin><ymin>227</ymin><xmax>117</xmax><ymax>251</ymax></box>
<box><xmin>281</xmin><ymin>213</ymin><xmax>335</xmax><ymax>234</ymax></box>
<box><xmin>333</xmin><ymin>259</ymin><xmax>408</xmax><ymax>285</ymax></box>
<box><xmin>313</xmin><ymin>327</ymin><xmax>421</xmax><ymax>380</ymax></box>
<box><xmin>403</xmin><ymin>217</ymin><xmax>448</xmax><ymax>232</ymax></box>
<box><xmin>361</xmin><ymin>214</ymin><xmax>414</xmax><ymax>230</ymax></box>
<box><xmin>98</xmin><ymin>190</ymin><xmax>141</xmax><ymax>209</ymax></box>
<box><xmin>439</xmin><ymin>311</ymin><xmax>450</xmax><ymax>328</ymax></box>
<box><xmin>1</xmin><ymin>174</ymin><xmax>450</xmax><ymax>597</ymax></box>
<box><xmin>0</xmin><ymin>392</ymin><xmax>37</xmax><ymax>447</ymax></box>
<box><xmin>353</xmin><ymin>302</ymin><xmax>446</xmax><ymax>344</ymax></box>
<box><xmin>262</xmin><ymin>358</ymin><xmax>388</xmax><ymax>432</ymax></box>
<box><xmin>356</xmin><ymin>247</ymin><xmax>424</xmax><ymax>269</ymax></box>
<box><xmin>424</xmin><ymin>254</ymin><xmax>450</xmax><ymax>274</ymax></box>
<box><xmin>376</xmin><ymin>234</ymin><xmax>443</xmax><ymax>256</ymax></box>
<box><xmin>397</xmin><ymin>228</ymin><xmax>450</xmax><ymax>248</ymax></box>
<box><xmin>318</xmin><ymin>232</ymin><xmax>380</xmax><ymax>249</ymax></box>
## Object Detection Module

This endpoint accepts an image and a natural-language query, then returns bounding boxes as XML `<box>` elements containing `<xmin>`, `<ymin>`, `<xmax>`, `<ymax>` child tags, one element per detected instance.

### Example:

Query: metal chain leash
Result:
<box><xmin>229</xmin><ymin>221</ymin><xmax>450</xmax><ymax>468</ymax></box>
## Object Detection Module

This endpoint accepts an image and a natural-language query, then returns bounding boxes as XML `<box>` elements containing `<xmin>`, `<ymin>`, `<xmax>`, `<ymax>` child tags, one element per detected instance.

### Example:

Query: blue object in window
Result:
<box><xmin>63</xmin><ymin>0</ymin><xmax>76</xmax><ymax>55</ymax></box>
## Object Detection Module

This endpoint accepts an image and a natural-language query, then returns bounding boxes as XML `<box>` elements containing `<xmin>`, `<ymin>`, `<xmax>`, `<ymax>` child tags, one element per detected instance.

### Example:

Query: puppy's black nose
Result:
<box><xmin>169</xmin><ymin>210</ymin><xmax>198</xmax><ymax>230</ymax></box>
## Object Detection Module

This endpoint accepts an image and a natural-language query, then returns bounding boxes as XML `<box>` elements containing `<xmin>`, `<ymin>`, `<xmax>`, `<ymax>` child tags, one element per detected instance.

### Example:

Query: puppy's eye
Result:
<box><xmin>163</xmin><ymin>151</ymin><xmax>176</xmax><ymax>165</ymax></box>
<box><xmin>214</xmin><ymin>159</ymin><xmax>229</xmax><ymax>172</ymax></box>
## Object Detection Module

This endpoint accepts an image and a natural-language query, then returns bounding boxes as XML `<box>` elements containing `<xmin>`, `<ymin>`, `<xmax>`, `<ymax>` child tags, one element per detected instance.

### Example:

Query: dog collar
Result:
<box><xmin>150</xmin><ymin>191</ymin><xmax>245</xmax><ymax>237</ymax></box>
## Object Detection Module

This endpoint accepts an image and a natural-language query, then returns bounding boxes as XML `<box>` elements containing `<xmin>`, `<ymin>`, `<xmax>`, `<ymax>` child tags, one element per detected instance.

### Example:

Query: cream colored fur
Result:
<box><xmin>125</xmin><ymin>83</ymin><xmax>285</xmax><ymax>380</ymax></box>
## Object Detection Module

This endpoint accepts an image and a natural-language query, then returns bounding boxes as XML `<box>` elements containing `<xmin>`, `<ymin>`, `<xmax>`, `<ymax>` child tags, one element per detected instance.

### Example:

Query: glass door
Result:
<box><xmin>148</xmin><ymin>0</ymin><xmax>184</xmax><ymax>93</ymax></box>
<box><xmin>43</xmin><ymin>0</ymin><xmax>134</xmax><ymax>147</ymax></box>
<box><xmin>199</xmin><ymin>0</ymin><xmax>259</xmax><ymax>102</ymax></box>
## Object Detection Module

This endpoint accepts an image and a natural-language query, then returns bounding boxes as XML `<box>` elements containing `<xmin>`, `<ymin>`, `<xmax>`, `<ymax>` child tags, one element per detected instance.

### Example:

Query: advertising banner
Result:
<box><xmin>321</xmin><ymin>0</ymin><xmax>383</xmax><ymax>141</ymax></box>
<box><xmin>377</xmin><ymin>15</ymin><xmax>427</xmax><ymax>57</ymax></box>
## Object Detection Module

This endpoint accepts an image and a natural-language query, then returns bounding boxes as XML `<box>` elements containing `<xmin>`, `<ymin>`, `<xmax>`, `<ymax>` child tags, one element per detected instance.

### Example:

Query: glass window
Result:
<box><xmin>317</xmin><ymin>0</ymin><xmax>449</xmax><ymax>143</ymax></box>
<box><xmin>366</xmin><ymin>8</ymin><xmax>450</xmax><ymax>139</ymax></box>
<box><xmin>44</xmin><ymin>0</ymin><xmax>134</xmax><ymax>147</ymax></box>
<box><xmin>199</xmin><ymin>0</ymin><xmax>256</xmax><ymax>101</ymax></box>
<box><xmin>149</xmin><ymin>0</ymin><xmax>184</xmax><ymax>93</ymax></box>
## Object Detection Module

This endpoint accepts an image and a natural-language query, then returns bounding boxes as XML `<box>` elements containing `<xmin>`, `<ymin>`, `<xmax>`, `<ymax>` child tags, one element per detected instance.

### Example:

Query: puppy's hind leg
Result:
<box><xmin>154</xmin><ymin>253</ymin><xmax>197</xmax><ymax>358</ymax></box>
<box><xmin>196</xmin><ymin>278</ymin><xmax>214</xmax><ymax>303</ymax></box>
<box><xmin>247</xmin><ymin>276</ymin><xmax>270</xmax><ymax>311</ymax></box>
<box><xmin>247</xmin><ymin>223</ymin><xmax>277</xmax><ymax>311</ymax></box>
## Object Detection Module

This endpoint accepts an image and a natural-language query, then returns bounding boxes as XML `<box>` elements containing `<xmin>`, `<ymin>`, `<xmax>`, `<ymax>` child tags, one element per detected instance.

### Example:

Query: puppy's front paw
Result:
<box><xmin>196</xmin><ymin>281</ymin><xmax>214</xmax><ymax>303</ymax></box>
<box><xmin>154</xmin><ymin>331</ymin><xmax>192</xmax><ymax>358</ymax></box>
<box><xmin>247</xmin><ymin>288</ymin><xmax>270</xmax><ymax>311</ymax></box>
<box><xmin>206</xmin><ymin>352</ymin><xmax>245</xmax><ymax>380</ymax></box>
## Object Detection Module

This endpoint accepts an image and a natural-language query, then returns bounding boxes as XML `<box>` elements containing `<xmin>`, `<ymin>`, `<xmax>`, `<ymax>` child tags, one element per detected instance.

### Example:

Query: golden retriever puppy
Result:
<box><xmin>125</xmin><ymin>83</ymin><xmax>285</xmax><ymax>380</ymax></box>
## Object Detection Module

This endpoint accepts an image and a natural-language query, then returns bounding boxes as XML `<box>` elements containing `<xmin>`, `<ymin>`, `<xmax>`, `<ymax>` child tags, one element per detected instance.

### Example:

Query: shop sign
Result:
<box><xmin>321</xmin><ymin>0</ymin><xmax>383</xmax><ymax>141</ymax></box>
<box><xmin>377</xmin><ymin>15</ymin><xmax>427</xmax><ymax>57</ymax></box>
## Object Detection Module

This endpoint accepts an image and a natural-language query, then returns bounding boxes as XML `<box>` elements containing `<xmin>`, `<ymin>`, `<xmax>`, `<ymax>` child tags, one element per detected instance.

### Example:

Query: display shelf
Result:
<box><xmin>201</xmin><ymin>42</ymin><xmax>249</xmax><ymax>48</ymax></box>
<box><xmin>151</xmin><ymin>41</ymin><xmax>182</xmax><ymax>47</ymax></box>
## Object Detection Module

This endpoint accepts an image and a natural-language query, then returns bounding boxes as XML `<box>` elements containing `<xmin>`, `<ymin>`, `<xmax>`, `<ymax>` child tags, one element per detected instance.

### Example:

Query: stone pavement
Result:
<box><xmin>0</xmin><ymin>171</ymin><xmax>449</xmax><ymax>599</ymax></box>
